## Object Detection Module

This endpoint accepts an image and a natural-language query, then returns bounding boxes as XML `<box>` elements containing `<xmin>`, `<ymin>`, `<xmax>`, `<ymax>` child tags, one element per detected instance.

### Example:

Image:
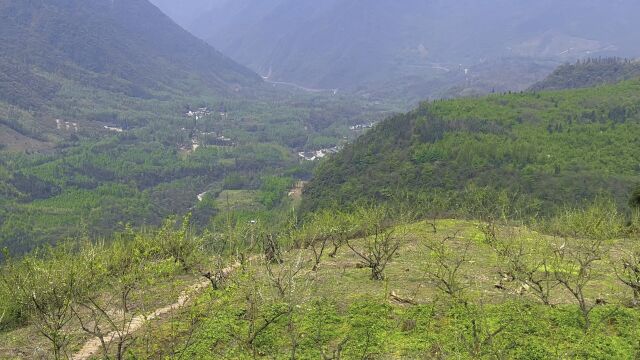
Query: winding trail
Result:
<box><xmin>262</xmin><ymin>70</ymin><xmax>337</xmax><ymax>94</ymax></box>
<box><xmin>287</xmin><ymin>181</ymin><xmax>307</xmax><ymax>201</ymax></box>
<box><xmin>265</xmin><ymin>79</ymin><xmax>338</xmax><ymax>94</ymax></box>
<box><xmin>72</xmin><ymin>260</ymin><xmax>248</xmax><ymax>360</ymax></box>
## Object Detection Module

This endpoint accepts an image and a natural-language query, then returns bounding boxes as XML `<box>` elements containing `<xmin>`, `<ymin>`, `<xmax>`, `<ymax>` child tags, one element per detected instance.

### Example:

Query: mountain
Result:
<box><xmin>301</xmin><ymin>78</ymin><xmax>640</xmax><ymax>217</ymax></box>
<box><xmin>153</xmin><ymin>0</ymin><xmax>640</xmax><ymax>98</ymax></box>
<box><xmin>147</xmin><ymin>0</ymin><xmax>223</xmax><ymax>30</ymax></box>
<box><xmin>0</xmin><ymin>0</ymin><xmax>260</xmax><ymax>127</ymax></box>
<box><xmin>531</xmin><ymin>58</ymin><xmax>640</xmax><ymax>91</ymax></box>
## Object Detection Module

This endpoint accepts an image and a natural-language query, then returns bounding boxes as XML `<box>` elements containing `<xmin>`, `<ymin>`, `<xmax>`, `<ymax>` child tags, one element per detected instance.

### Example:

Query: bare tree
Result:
<box><xmin>423</xmin><ymin>231</ymin><xmax>509</xmax><ymax>357</ymax></box>
<box><xmin>263</xmin><ymin>233</ymin><xmax>283</xmax><ymax>264</ymax></box>
<box><xmin>553</xmin><ymin>235</ymin><xmax>606</xmax><ymax>331</ymax></box>
<box><xmin>3</xmin><ymin>246</ymin><xmax>84</xmax><ymax>359</ymax></box>
<box><xmin>482</xmin><ymin>223</ymin><xmax>559</xmax><ymax>305</ymax></box>
<box><xmin>299</xmin><ymin>211</ymin><xmax>337</xmax><ymax>271</ymax></box>
<box><xmin>158</xmin><ymin>214</ymin><xmax>204</xmax><ymax>272</ymax></box>
<box><xmin>307</xmin><ymin>298</ymin><xmax>349</xmax><ymax>360</ymax></box>
<box><xmin>162</xmin><ymin>289</ymin><xmax>217</xmax><ymax>360</ymax></box>
<box><xmin>220</xmin><ymin>216</ymin><xmax>258</xmax><ymax>268</ymax></box>
<box><xmin>199</xmin><ymin>255</ymin><xmax>229</xmax><ymax>291</ymax></box>
<box><xmin>72</xmin><ymin>294</ymin><xmax>137</xmax><ymax>360</ymax></box>
<box><xmin>263</xmin><ymin>250</ymin><xmax>313</xmax><ymax>359</ymax></box>
<box><xmin>327</xmin><ymin>211</ymin><xmax>355</xmax><ymax>258</ymax></box>
<box><xmin>73</xmin><ymin>240</ymin><xmax>149</xmax><ymax>360</ymax></box>
<box><xmin>463</xmin><ymin>301</ymin><xmax>508</xmax><ymax>358</ymax></box>
<box><xmin>243</xmin><ymin>269</ymin><xmax>288</xmax><ymax>358</ymax></box>
<box><xmin>424</xmin><ymin>232</ymin><xmax>470</xmax><ymax>301</ymax></box>
<box><xmin>421</xmin><ymin>195</ymin><xmax>446</xmax><ymax>233</ymax></box>
<box><xmin>346</xmin><ymin>227</ymin><xmax>402</xmax><ymax>281</ymax></box>
<box><xmin>264</xmin><ymin>253</ymin><xmax>307</xmax><ymax>298</ymax></box>
<box><xmin>550</xmin><ymin>202</ymin><xmax>618</xmax><ymax>331</ymax></box>
<box><xmin>309</xmin><ymin>234</ymin><xmax>330</xmax><ymax>272</ymax></box>
<box><xmin>613</xmin><ymin>246</ymin><xmax>640</xmax><ymax>307</ymax></box>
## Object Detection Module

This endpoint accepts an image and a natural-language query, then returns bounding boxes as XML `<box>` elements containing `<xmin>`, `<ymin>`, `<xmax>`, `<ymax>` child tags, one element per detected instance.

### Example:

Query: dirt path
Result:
<box><xmin>262</xmin><ymin>72</ymin><xmax>337</xmax><ymax>94</ymax></box>
<box><xmin>288</xmin><ymin>181</ymin><xmax>307</xmax><ymax>201</ymax></box>
<box><xmin>72</xmin><ymin>260</ymin><xmax>247</xmax><ymax>360</ymax></box>
<box><xmin>265</xmin><ymin>79</ymin><xmax>338</xmax><ymax>94</ymax></box>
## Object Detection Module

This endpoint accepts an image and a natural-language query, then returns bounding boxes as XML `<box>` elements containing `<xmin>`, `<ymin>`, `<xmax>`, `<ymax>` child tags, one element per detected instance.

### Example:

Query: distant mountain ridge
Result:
<box><xmin>0</xmin><ymin>0</ymin><xmax>260</xmax><ymax>110</ymax></box>
<box><xmin>530</xmin><ymin>58</ymin><xmax>640</xmax><ymax>91</ymax></box>
<box><xmin>153</xmin><ymin>0</ymin><xmax>640</xmax><ymax>97</ymax></box>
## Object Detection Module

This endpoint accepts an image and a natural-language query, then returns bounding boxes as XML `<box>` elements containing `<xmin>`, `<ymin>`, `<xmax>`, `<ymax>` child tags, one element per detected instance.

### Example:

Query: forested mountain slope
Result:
<box><xmin>302</xmin><ymin>79</ymin><xmax>640</xmax><ymax>216</ymax></box>
<box><xmin>0</xmin><ymin>0</ymin><xmax>260</xmax><ymax>146</ymax></box>
<box><xmin>531</xmin><ymin>58</ymin><xmax>640</xmax><ymax>91</ymax></box>
<box><xmin>0</xmin><ymin>0</ymin><xmax>259</xmax><ymax>102</ymax></box>
<box><xmin>157</xmin><ymin>0</ymin><xmax>640</xmax><ymax>95</ymax></box>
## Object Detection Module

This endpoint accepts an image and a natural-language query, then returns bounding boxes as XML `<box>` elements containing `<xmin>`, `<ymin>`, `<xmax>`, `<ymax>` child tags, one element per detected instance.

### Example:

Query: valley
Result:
<box><xmin>156</xmin><ymin>0</ymin><xmax>640</xmax><ymax>102</ymax></box>
<box><xmin>2</xmin><ymin>0</ymin><xmax>640</xmax><ymax>359</ymax></box>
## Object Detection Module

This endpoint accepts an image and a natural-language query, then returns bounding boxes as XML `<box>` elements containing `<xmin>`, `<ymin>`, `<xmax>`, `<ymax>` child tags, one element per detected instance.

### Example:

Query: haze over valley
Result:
<box><xmin>155</xmin><ymin>0</ymin><xmax>640</xmax><ymax>100</ymax></box>
<box><xmin>2</xmin><ymin>1</ymin><xmax>640</xmax><ymax>359</ymax></box>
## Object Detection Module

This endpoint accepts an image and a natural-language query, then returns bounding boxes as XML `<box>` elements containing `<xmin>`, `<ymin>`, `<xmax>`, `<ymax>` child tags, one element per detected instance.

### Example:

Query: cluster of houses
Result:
<box><xmin>206</xmin><ymin>134</ymin><xmax>234</xmax><ymax>146</ymax></box>
<box><xmin>56</xmin><ymin>119</ymin><xmax>78</xmax><ymax>132</ymax></box>
<box><xmin>349</xmin><ymin>122</ymin><xmax>375</xmax><ymax>131</ymax></box>
<box><xmin>103</xmin><ymin>125</ymin><xmax>124</xmax><ymax>133</ymax></box>
<box><xmin>179</xmin><ymin>129</ymin><xmax>235</xmax><ymax>152</ymax></box>
<box><xmin>197</xmin><ymin>131</ymin><xmax>235</xmax><ymax>146</ymax></box>
<box><xmin>191</xmin><ymin>137</ymin><xmax>200</xmax><ymax>151</ymax></box>
<box><xmin>185</xmin><ymin>107</ymin><xmax>211</xmax><ymax>121</ymax></box>
<box><xmin>297</xmin><ymin>146</ymin><xmax>342</xmax><ymax>161</ymax></box>
<box><xmin>185</xmin><ymin>105</ymin><xmax>228</xmax><ymax>121</ymax></box>
<box><xmin>58</xmin><ymin>117</ymin><xmax>128</xmax><ymax>134</ymax></box>
<box><xmin>180</xmin><ymin>104</ymin><xmax>235</xmax><ymax>152</ymax></box>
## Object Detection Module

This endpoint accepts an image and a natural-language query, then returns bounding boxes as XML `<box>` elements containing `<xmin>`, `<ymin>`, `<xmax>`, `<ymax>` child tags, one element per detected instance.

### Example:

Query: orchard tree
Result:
<box><xmin>483</xmin><ymin>223</ymin><xmax>559</xmax><ymax>305</ymax></box>
<box><xmin>550</xmin><ymin>201</ymin><xmax>621</xmax><ymax>331</ymax></box>
<box><xmin>3</xmin><ymin>245</ymin><xmax>87</xmax><ymax>359</ymax></box>
<box><xmin>613</xmin><ymin>242</ymin><xmax>640</xmax><ymax>307</ymax></box>
<box><xmin>73</xmin><ymin>235</ymin><xmax>155</xmax><ymax>360</ymax></box>
<box><xmin>344</xmin><ymin>206</ymin><xmax>404</xmax><ymax>281</ymax></box>
<box><xmin>424</xmin><ymin>232</ymin><xmax>470</xmax><ymax>301</ymax></box>
<box><xmin>301</xmin><ymin>210</ymin><xmax>349</xmax><ymax>271</ymax></box>
<box><xmin>158</xmin><ymin>214</ymin><xmax>204</xmax><ymax>272</ymax></box>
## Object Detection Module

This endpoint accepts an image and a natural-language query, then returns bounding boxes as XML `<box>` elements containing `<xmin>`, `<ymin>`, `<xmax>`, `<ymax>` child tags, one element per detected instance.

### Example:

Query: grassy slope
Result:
<box><xmin>24</xmin><ymin>219</ymin><xmax>628</xmax><ymax>359</ymax></box>
<box><xmin>0</xmin><ymin>271</ymin><xmax>203</xmax><ymax>359</ymax></box>
<box><xmin>171</xmin><ymin>220</ymin><xmax>638</xmax><ymax>359</ymax></box>
<box><xmin>2</xmin><ymin>217</ymin><xmax>639</xmax><ymax>358</ymax></box>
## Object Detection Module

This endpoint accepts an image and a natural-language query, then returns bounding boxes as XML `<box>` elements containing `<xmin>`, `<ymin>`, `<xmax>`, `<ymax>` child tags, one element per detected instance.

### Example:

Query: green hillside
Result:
<box><xmin>0</xmin><ymin>0</ymin><xmax>259</xmax><ymax>96</ymax></box>
<box><xmin>2</xmin><ymin>205</ymin><xmax>640</xmax><ymax>358</ymax></box>
<box><xmin>531</xmin><ymin>58</ymin><xmax>640</xmax><ymax>91</ymax></box>
<box><xmin>0</xmin><ymin>0</ymin><xmax>260</xmax><ymax>147</ymax></box>
<box><xmin>302</xmin><ymin>79</ymin><xmax>640</xmax><ymax>217</ymax></box>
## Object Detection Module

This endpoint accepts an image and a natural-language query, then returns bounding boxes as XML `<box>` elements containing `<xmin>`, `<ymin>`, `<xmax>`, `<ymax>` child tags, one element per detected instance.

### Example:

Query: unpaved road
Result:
<box><xmin>262</xmin><ymin>72</ymin><xmax>337</xmax><ymax>94</ymax></box>
<box><xmin>287</xmin><ymin>181</ymin><xmax>307</xmax><ymax>201</ymax></box>
<box><xmin>72</xmin><ymin>260</ymin><xmax>247</xmax><ymax>360</ymax></box>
